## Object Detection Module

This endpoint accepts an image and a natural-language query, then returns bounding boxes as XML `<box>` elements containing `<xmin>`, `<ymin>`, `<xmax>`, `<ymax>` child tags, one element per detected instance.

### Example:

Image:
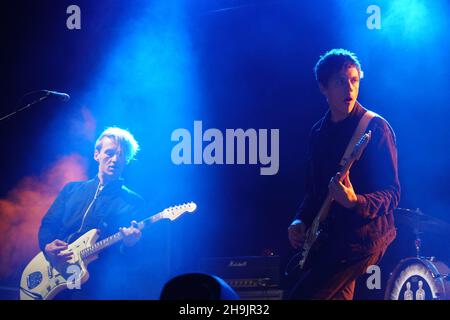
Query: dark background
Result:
<box><xmin>1</xmin><ymin>0</ymin><xmax>449</xmax><ymax>299</ymax></box>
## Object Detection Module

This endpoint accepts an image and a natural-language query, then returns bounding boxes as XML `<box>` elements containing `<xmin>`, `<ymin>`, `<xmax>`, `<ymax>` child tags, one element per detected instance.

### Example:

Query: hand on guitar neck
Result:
<box><xmin>119</xmin><ymin>220</ymin><xmax>142</xmax><ymax>247</ymax></box>
<box><xmin>328</xmin><ymin>172</ymin><xmax>358</xmax><ymax>209</ymax></box>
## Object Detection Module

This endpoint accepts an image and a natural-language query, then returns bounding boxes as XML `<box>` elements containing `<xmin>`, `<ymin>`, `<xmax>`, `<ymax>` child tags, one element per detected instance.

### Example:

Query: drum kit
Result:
<box><xmin>384</xmin><ymin>208</ymin><xmax>450</xmax><ymax>300</ymax></box>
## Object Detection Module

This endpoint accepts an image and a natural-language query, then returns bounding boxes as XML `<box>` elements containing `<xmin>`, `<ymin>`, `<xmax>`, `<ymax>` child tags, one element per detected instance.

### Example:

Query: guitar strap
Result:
<box><xmin>339</xmin><ymin>106</ymin><xmax>378</xmax><ymax>166</ymax></box>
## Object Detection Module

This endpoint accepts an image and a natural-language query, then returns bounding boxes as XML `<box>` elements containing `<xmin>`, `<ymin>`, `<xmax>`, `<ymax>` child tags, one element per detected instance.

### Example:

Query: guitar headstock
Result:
<box><xmin>351</xmin><ymin>130</ymin><xmax>372</xmax><ymax>160</ymax></box>
<box><xmin>161</xmin><ymin>202</ymin><xmax>197</xmax><ymax>221</ymax></box>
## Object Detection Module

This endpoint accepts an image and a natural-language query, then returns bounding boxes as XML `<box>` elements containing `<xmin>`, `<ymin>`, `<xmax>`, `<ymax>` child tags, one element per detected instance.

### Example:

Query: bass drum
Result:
<box><xmin>385</xmin><ymin>257</ymin><xmax>450</xmax><ymax>300</ymax></box>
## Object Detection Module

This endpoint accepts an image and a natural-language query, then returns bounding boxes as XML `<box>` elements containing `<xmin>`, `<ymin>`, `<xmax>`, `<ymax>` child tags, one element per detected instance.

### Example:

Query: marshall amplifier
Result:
<box><xmin>199</xmin><ymin>256</ymin><xmax>283</xmax><ymax>300</ymax></box>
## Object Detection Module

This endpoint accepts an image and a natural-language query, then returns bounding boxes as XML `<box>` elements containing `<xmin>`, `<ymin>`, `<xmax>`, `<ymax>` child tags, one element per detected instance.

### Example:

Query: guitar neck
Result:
<box><xmin>315</xmin><ymin>156</ymin><xmax>357</xmax><ymax>224</ymax></box>
<box><xmin>80</xmin><ymin>211</ymin><xmax>165</xmax><ymax>260</ymax></box>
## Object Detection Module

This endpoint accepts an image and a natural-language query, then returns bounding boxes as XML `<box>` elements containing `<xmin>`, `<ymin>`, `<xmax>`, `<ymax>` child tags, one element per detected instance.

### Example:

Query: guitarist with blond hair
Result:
<box><xmin>37</xmin><ymin>127</ymin><xmax>145</xmax><ymax>299</ymax></box>
<box><xmin>287</xmin><ymin>49</ymin><xmax>400</xmax><ymax>300</ymax></box>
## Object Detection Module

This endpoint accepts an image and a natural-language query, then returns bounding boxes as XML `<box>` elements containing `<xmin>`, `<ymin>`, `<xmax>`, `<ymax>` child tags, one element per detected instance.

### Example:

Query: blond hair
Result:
<box><xmin>95</xmin><ymin>127</ymin><xmax>140</xmax><ymax>164</ymax></box>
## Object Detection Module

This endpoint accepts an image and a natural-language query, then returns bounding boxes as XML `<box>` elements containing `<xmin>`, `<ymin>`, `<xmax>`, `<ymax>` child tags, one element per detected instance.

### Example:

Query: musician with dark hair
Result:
<box><xmin>287</xmin><ymin>48</ymin><xmax>400</xmax><ymax>300</ymax></box>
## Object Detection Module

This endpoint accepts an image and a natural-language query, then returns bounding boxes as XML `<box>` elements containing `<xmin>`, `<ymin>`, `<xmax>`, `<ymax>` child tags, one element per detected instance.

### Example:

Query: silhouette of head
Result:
<box><xmin>160</xmin><ymin>273</ymin><xmax>239</xmax><ymax>300</ymax></box>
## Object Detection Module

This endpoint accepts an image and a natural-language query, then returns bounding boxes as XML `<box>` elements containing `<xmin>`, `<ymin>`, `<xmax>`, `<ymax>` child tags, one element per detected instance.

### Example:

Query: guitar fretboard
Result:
<box><xmin>80</xmin><ymin>213</ymin><xmax>162</xmax><ymax>259</ymax></box>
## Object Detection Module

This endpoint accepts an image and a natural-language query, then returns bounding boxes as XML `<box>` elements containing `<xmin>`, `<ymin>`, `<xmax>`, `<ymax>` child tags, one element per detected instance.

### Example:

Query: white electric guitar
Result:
<box><xmin>20</xmin><ymin>202</ymin><xmax>197</xmax><ymax>300</ymax></box>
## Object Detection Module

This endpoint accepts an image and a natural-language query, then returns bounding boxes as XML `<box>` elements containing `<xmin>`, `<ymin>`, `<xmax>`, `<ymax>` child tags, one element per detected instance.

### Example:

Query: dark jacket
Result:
<box><xmin>38</xmin><ymin>176</ymin><xmax>146</xmax><ymax>299</ymax></box>
<box><xmin>295</xmin><ymin>102</ymin><xmax>400</xmax><ymax>256</ymax></box>
<box><xmin>39</xmin><ymin>176</ymin><xmax>145</xmax><ymax>250</ymax></box>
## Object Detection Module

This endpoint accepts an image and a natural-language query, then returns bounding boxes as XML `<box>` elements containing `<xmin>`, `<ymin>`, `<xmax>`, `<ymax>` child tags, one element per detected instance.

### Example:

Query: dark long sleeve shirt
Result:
<box><xmin>295</xmin><ymin>102</ymin><xmax>400</xmax><ymax>256</ymax></box>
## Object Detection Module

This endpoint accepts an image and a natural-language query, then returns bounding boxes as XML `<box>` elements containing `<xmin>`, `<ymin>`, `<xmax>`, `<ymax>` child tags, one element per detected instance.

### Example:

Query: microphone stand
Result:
<box><xmin>0</xmin><ymin>90</ymin><xmax>51</xmax><ymax>122</ymax></box>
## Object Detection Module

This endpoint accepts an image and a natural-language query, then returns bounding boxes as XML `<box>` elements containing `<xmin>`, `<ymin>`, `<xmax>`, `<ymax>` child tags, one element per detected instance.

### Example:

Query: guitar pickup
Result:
<box><xmin>47</xmin><ymin>266</ymin><xmax>53</xmax><ymax>278</ymax></box>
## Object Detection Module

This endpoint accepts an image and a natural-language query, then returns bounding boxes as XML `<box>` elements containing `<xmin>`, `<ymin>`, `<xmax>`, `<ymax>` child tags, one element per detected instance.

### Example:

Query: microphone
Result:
<box><xmin>1</xmin><ymin>89</ymin><xmax>71</xmax><ymax>122</ymax></box>
<box><xmin>44</xmin><ymin>90</ymin><xmax>70</xmax><ymax>102</ymax></box>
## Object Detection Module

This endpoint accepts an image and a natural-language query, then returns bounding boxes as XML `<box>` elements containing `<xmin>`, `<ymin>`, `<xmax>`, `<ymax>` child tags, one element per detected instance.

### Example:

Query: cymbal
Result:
<box><xmin>394</xmin><ymin>208</ymin><xmax>450</xmax><ymax>236</ymax></box>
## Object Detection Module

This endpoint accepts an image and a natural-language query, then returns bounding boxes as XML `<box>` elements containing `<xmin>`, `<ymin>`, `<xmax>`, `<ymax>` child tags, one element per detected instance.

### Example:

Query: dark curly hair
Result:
<box><xmin>314</xmin><ymin>48</ymin><xmax>364</xmax><ymax>87</ymax></box>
